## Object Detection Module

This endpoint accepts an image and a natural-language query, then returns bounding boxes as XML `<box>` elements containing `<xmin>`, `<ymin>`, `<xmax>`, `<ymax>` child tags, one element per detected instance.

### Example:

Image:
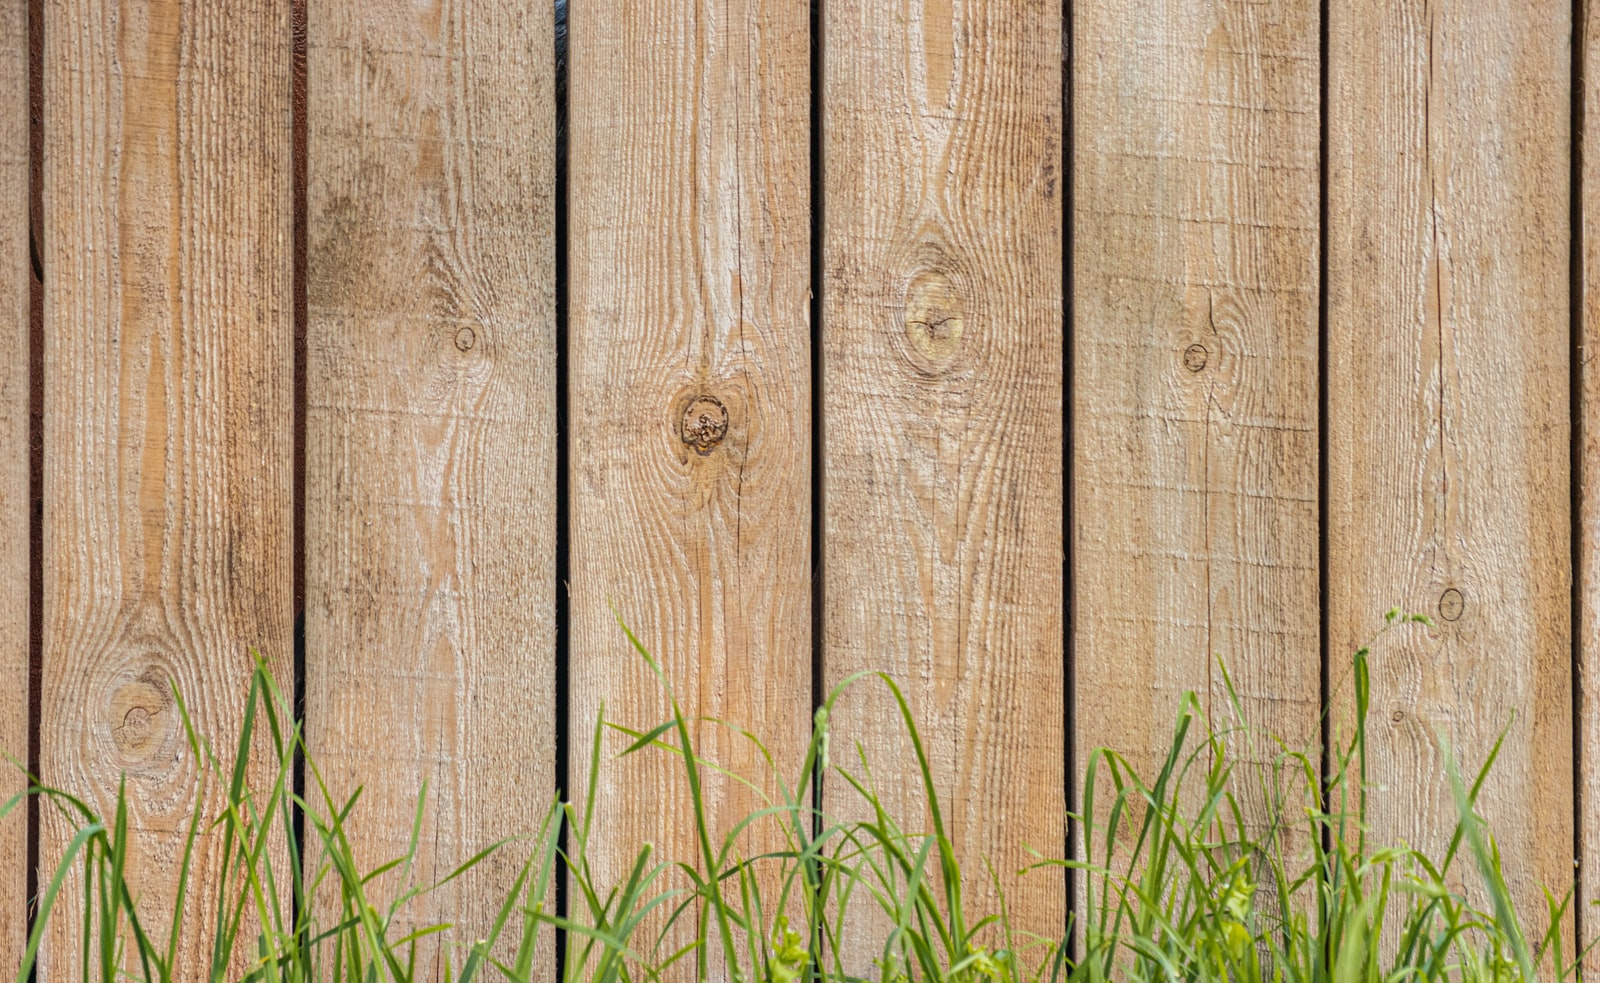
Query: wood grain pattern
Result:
<box><xmin>566</xmin><ymin>0</ymin><xmax>812</xmax><ymax>966</ymax></box>
<box><xmin>305</xmin><ymin>0</ymin><xmax>556</xmax><ymax>964</ymax></box>
<box><xmin>1072</xmin><ymin>0</ymin><xmax>1321</xmax><ymax>826</ymax></box>
<box><xmin>821</xmin><ymin>0</ymin><xmax>1064</xmax><ymax>960</ymax></box>
<box><xmin>1327</xmin><ymin>0</ymin><xmax>1572</xmax><ymax>938</ymax></box>
<box><xmin>566</xmin><ymin>0</ymin><xmax>812</xmax><ymax>969</ymax></box>
<box><xmin>39</xmin><ymin>0</ymin><xmax>293</xmax><ymax>974</ymax></box>
<box><xmin>0</xmin><ymin>0</ymin><xmax>26</xmax><ymax>969</ymax></box>
<box><xmin>1582</xmin><ymin>0</ymin><xmax>1600</xmax><ymax>966</ymax></box>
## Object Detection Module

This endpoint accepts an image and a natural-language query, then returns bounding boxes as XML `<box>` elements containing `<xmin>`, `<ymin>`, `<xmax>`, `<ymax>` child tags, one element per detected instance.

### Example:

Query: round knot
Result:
<box><xmin>902</xmin><ymin>270</ymin><xmax>965</xmax><ymax>370</ymax></box>
<box><xmin>1439</xmin><ymin>588</ymin><xmax>1465</xmax><ymax>622</ymax></box>
<box><xmin>681</xmin><ymin>396</ymin><xmax>729</xmax><ymax>455</ymax></box>
<box><xmin>110</xmin><ymin>678</ymin><xmax>170</xmax><ymax>757</ymax></box>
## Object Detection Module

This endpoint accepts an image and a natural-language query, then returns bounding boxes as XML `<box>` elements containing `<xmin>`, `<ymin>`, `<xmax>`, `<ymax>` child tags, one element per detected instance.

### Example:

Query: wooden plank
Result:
<box><xmin>39</xmin><ymin>0</ymin><xmax>294</xmax><ymax>974</ymax></box>
<box><xmin>566</xmin><ymin>0</ymin><xmax>812</xmax><ymax>967</ymax></box>
<box><xmin>304</xmin><ymin>0</ymin><xmax>556</xmax><ymax>962</ymax></box>
<box><xmin>1581</xmin><ymin>0</ymin><xmax>1600</xmax><ymax>966</ymax></box>
<box><xmin>1327</xmin><ymin>0</ymin><xmax>1572</xmax><ymax>937</ymax></box>
<box><xmin>821</xmin><ymin>0</ymin><xmax>1064</xmax><ymax>960</ymax></box>
<box><xmin>0</xmin><ymin>0</ymin><xmax>26</xmax><ymax>968</ymax></box>
<box><xmin>1072</xmin><ymin>0</ymin><xmax>1321</xmax><ymax>825</ymax></box>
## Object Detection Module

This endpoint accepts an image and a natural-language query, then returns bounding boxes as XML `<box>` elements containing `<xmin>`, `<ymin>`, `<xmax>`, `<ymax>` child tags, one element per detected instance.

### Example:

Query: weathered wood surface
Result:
<box><xmin>1072</xmin><ymin>0</ymin><xmax>1322</xmax><ymax>828</ymax></box>
<box><xmin>305</xmin><ymin>0</ymin><xmax>557</xmax><ymax>963</ymax></box>
<box><xmin>1582</xmin><ymin>0</ymin><xmax>1600</xmax><ymax>965</ymax></box>
<box><xmin>14</xmin><ymin>0</ymin><xmax>1600</xmax><ymax>971</ymax></box>
<box><xmin>566</xmin><ymin>0</ymin><xmax>813</xmax><ymax>968</ymax></box>
<box><xmin>39</xmin><ymin>0</ymin><xmax>294</xmax><ymax>974</ymax></box>
<box><xmin>0</xmin><ymin>0</ymin><xmax>27</xmax><ymax>969</ymax></box>
<box><xmin>822</xmin><ymin>0</ymin><xmax>1065</xmax><ymax>960</ymax></box>
<box><xmin>1327</xmin><ymin>0</ymin><xmax>1572</xmax><ymax>938</ymax></box>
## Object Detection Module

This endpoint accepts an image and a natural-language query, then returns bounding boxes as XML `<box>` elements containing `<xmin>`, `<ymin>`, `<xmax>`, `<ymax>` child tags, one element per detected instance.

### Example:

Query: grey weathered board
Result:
<box><xmin>566</xmin><ymin>0</ymin><xmax>813</xmax><ymax>970</ymax></box>
<box><xmin>39</xmin><ymin>0</ymin><xmax>294</xmax><ymax>974</ymax></box>
<box><xmin>822</xmin><ymin>0</ymin><xmax>1066</xmax><ymax>962</ymax></box>
<box><xmin>1327</xmin><ymin>0</ymin><xmax>1573</xmax><ymax>945</ymax></box>
<box><xmin>305</xmin><ymin>0</ymin><xmax>557</xmax><ymax>964</ymax></box>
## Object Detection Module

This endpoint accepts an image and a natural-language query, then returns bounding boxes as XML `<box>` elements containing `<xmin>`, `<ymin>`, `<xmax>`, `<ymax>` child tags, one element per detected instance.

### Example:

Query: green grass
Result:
<box><xmin>2</xmin><ymin>610</ymin><xmax>1587</xmax><ymax>982</ymax></box>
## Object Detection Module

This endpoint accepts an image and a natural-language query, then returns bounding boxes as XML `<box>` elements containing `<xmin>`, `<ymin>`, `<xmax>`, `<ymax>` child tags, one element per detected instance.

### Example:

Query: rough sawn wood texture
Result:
<box><xmin>1327</xmin><ymin>0</ymin><xmax>1573</xmax><ymax>946</ymax></box>
<box><xmin>305</xmin><ymin>0</ymin><xmax>557</xmax><ymax>966</ymax></box>
<box><xmin>39</xmin><ymin>0</ymin><xmax>295</xmax><ymax>973</ymax></box>
<box><xmin>567</xmin><ymin>0</ymin><xmax>813</xmax><ymax>971</ymax></box>
<box><xmin>0</xmin><ymin>0</ymin><xmax>27</xmax><ymax>968</ymax></box>
<box><xmin>1072</xmin><ymin>0</ymin><xmax>1322</xmax><ymax>842</ymax></box>
<box><xmin>823</xmin><ymin>0</ymin><xmax>1066</xmax><ymax>963</ymax></box>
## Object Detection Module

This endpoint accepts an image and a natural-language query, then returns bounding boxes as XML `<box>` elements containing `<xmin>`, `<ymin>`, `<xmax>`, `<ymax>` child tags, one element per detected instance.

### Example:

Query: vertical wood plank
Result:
<box><xmin>1328</xmin><ymin>0</ymin><xmax>1572</xmax><ymax>934</ymax></box>
<box><xmin>822</xmin><ymin>0</ymin><xmax>1064</xmax><ymax>957</ymax></box>
<box><xmin>1581</xmin><ymin>0</ymin><xmax>1600</xmax><ymax>965</ymax></box>
<box><xmin>305</xmin><ymin>0</ymin><xmax>556</xmax><ymax>960</ymax></box>
<box><xmin>1072</xmin><ymin>0</ymin><xmax>1321</xmax><ymax>819</ymax></box>
<box><xmin>567</xmin><ymin>0</ymin><xmax>812</xmax><ymax>966</ymax></box>
<box><xmin>40</xmin><ymin>0</ymin><xmax>293</xmax><ymax>973</ymax></box>
<box><xmin>0</xmin><ymin>0</ymin><xmax>26</xmax><ymax>968</ymax></box>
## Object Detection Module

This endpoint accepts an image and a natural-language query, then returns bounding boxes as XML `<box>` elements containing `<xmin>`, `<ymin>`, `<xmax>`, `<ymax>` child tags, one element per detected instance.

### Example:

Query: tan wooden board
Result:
<box><xmin>566</xmin><ymin>0</ymin><xmax>813</xmax><ymax>970</ymax></box>
<box><xmin>304</xmin><ymin>0</ymin><xmax>557</xmax><ymax>966</ymax></box>
<box><xmin>1072</xmin><ymin>0</ymin><xmax>1322</xmax><ymax>843</ymax></box>
<box><xmin>822</xmin><ymin>0</ymin><xmax>1065</xmax><ymax>963</ymax></box>
<box><xmin>0</xmin><ymin>0</ymin><xmax>26</xmax><ymax>969</ymax></box>
<box><xmin>1582</xmin><ymin>0</ymin><xmax>1600</xmax><ymax>967</ymax></box>
<box><xmin>39</xmin><ymin>0</ymin><xmax>294</xmax><ymax>973</ymax></box>
<box><xmin>1328</xmin><ymin>0</ymin><xmax>1573</xmax><ymax>944</ymax></box>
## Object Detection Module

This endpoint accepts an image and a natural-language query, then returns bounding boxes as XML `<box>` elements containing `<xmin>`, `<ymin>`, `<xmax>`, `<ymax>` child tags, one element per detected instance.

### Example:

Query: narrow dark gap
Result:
<box><xmin>290</xmin><ymin>0</ymin><xmax>309</xmax><ymax>906</ymax></box>
<box><xmin>553</xmin><ymin>0</ymin><xmax>572</xmax><ymax>973</ymax></box>
<box><xmin>1570</xmin><ymin>0</ymin><xmax>1587</xmax><ymax>956</ymax></box>
<box><xmin>1317</xmin><ymin>0</ymin><xmax>1333</xmax><ymax>864</ymax></box>
<box><xmin>808</xmin><ymin>9</ymin><xmax>831</xmax><ymax>977</ymax></box>
<box><xmin>25</xmin><ymin>0</ymin><xmax>43</xmax><ymax>957</ymax></box>
<box><xmin>808</xmin><ymin>0</ymin><xmax>826</xmax><ymax>853</ymax></box>
<box><xmin>1060</xmin><ymin>0</ymin><xmax>1078</xmax><ymax>965</ymax></box>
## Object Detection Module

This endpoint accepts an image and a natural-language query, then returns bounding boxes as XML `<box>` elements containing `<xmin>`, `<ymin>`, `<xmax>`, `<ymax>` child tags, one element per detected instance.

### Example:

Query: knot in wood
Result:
<box><xmin>454</xmin><ymin>327</ymin><xmax>477</xmax><ymax>352</ymax></box>
<box><xmin>903</xmin><ymin>270</ymin><xmax>965</xmax><ymax>368</ymax></box>
<box><xmin>681</xmin><ymin>396</ymin><xmax>729</xmax><ymax>455</ymax></box>
<box><xmin>111</xmin><ymin>678</ymin><xmax>169</xmax><ymax>756</ymax></box>
<box><xmin>1439</xmin><ymin>587</ymin><xmax>1465</xmax><ymax>622</ymax></box>
<box><xmin>1183</xmin><ymin>344</ymin><xmax>1209</xmax><ymax>372</ymax></box>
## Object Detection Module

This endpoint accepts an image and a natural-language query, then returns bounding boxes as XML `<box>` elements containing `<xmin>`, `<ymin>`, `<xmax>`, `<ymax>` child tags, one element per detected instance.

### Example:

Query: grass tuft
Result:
<box><xmin>2</xmin><ymin>614</ymin><xmax>1585</xmax><ymax>982</ymax></box>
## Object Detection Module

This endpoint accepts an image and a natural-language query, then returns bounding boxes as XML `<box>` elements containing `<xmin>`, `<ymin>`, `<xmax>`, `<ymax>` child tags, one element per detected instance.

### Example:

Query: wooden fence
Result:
<box><xmin>0</xmin><ymin>0</ymin><xmax>1595</xmax><ymax>976</ymax></box>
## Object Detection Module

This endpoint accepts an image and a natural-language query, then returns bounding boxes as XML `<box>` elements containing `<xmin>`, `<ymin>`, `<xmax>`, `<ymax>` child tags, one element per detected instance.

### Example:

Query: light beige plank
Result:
<box><xmin>567</xmin><ymin>0</ymin><xmax>812</xmax><ymax>969</ymax></box>
<box><xmin>0</xmin><ymin>0</ymin><xmax>26</xmax><ymax>969</ymax></box>
<box><xmin>40</xmin><ymin>0</ymin><xmax>294</xmax><ymax>974</ymax></box>
<box><xmin>1073</xmin><ymin>0</ymin><xmax>1321</xmax><ymax>826</ymax></box>
<box><xmin>305</xmin><ymin>0</ymin><xmax>556</xmax><ymax>965</ymax></box>
<box><xmin>822</xmin><ymin>0</ymin><xmax>1065</xmax><ymax>961</ymax></box>
<box><xmin>1328</xmin><ymin>0</ymin><xmax>1572</xmax><ymax>940</ymax></box>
